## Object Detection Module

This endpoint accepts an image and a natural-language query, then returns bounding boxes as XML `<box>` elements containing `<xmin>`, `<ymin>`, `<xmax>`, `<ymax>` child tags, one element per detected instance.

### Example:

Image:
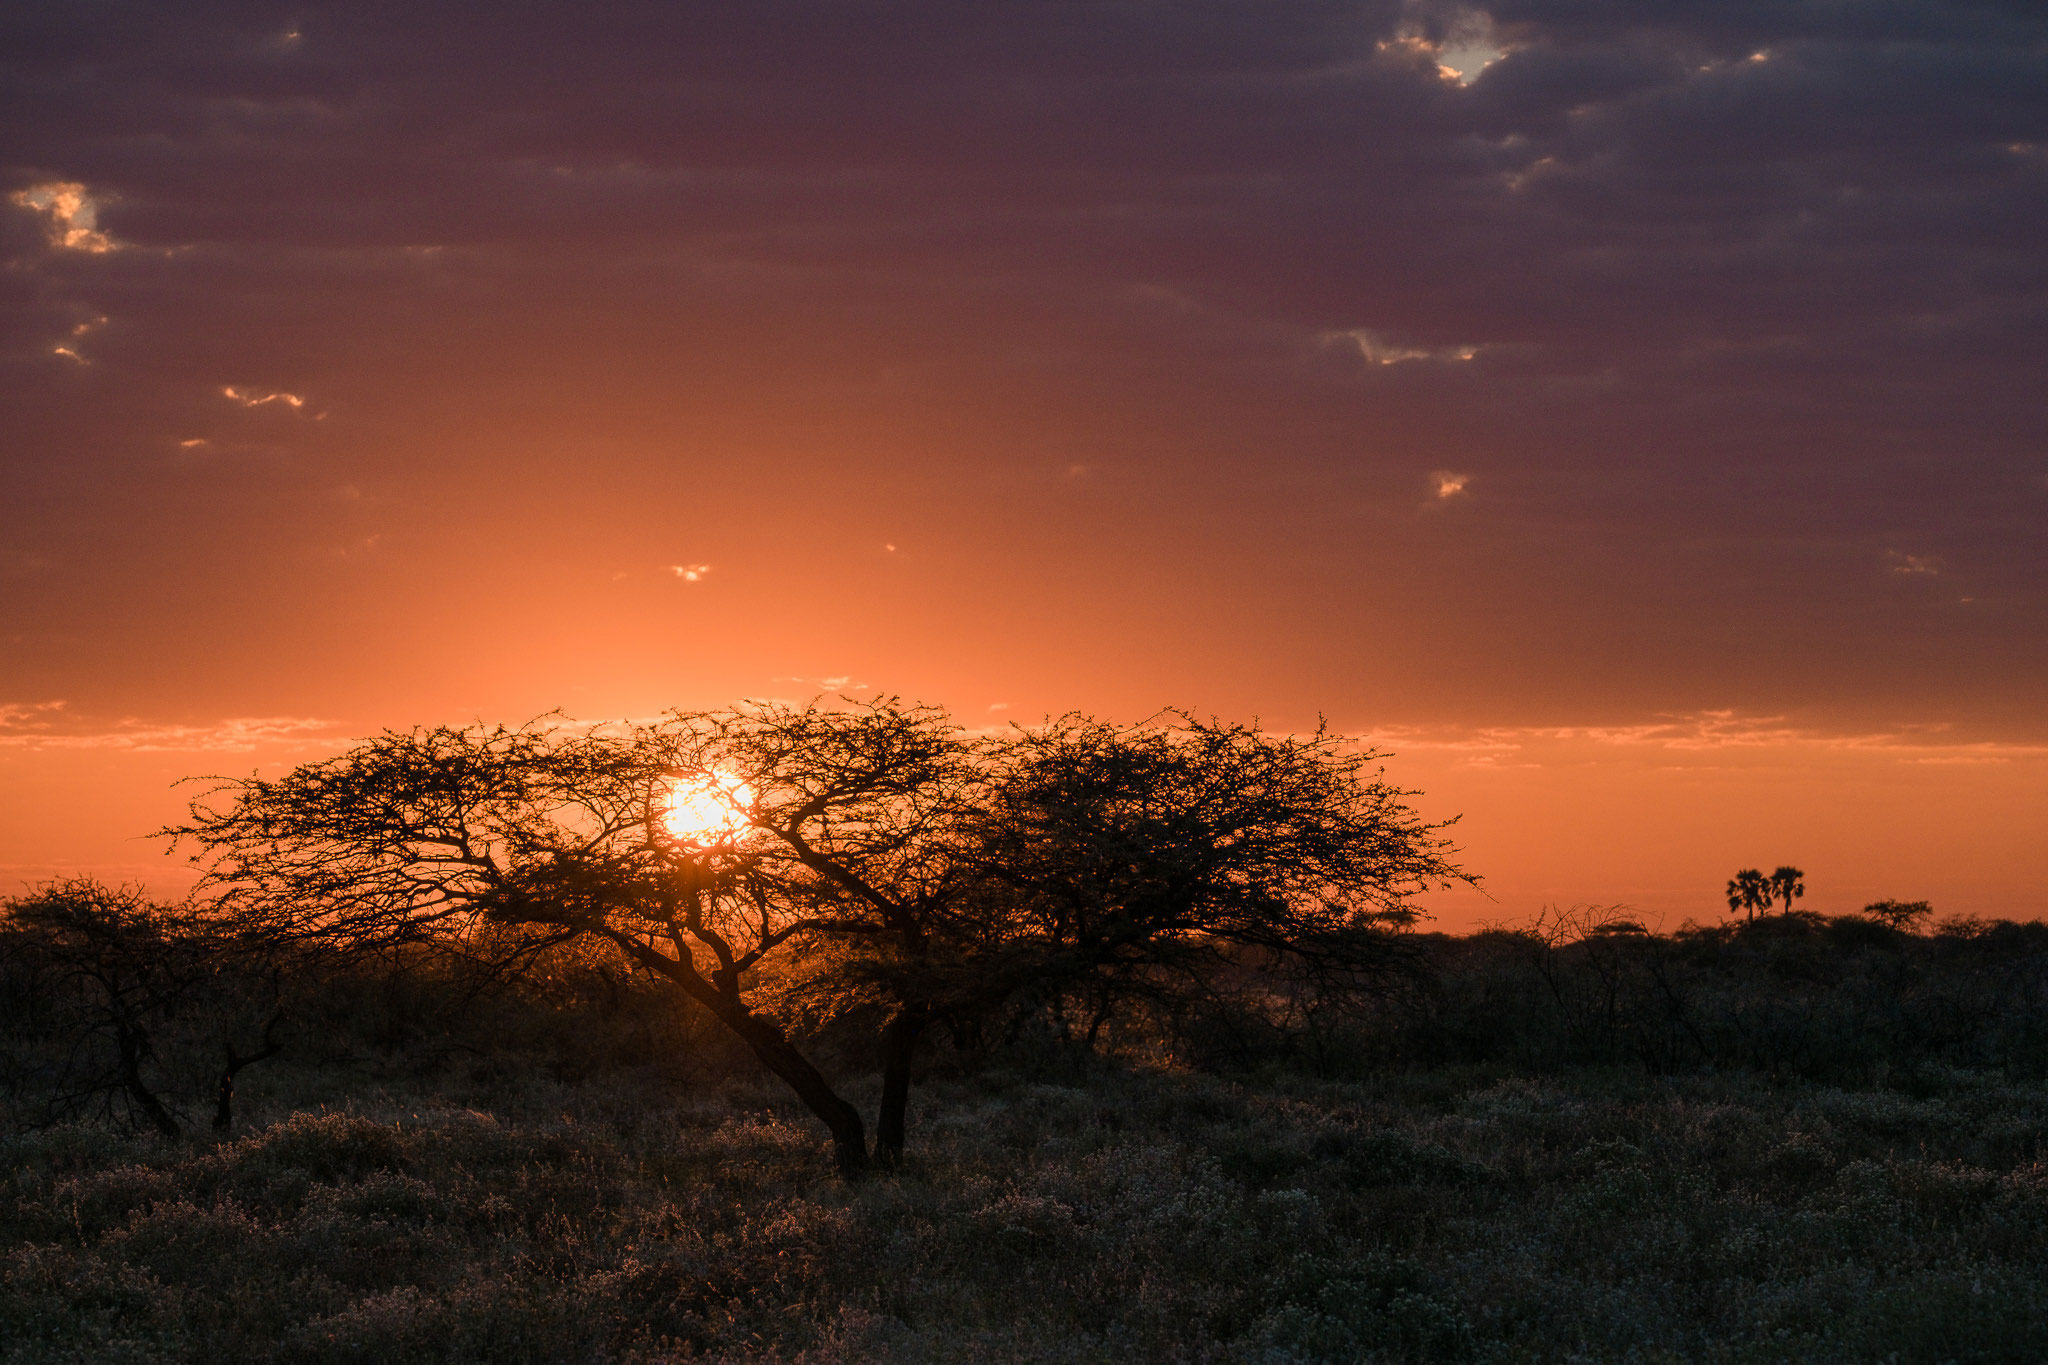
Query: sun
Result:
<box><xmin>659</xmin><ymin>771</ymin><xmax>754</xmax><ymax>843</ymax></box>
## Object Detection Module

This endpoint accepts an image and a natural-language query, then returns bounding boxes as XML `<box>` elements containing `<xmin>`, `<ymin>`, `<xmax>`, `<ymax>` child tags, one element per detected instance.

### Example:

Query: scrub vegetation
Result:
<box><xmin>6</xmin><ymin>899</ymin><xmax>2047</xmax><ymax>1362</ymax></box>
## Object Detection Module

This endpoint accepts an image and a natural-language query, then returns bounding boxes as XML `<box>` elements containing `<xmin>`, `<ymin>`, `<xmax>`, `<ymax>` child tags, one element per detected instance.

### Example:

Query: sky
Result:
<box><xmin>3</xmin><ymin>0</ymin><xmax>2045</xmax><ymax>927</ymax></box>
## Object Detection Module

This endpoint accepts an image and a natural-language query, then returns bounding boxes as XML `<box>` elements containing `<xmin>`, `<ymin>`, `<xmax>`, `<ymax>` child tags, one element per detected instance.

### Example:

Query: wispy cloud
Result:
<box><xmin>1431</xmin><ymin>470</ymin><xmax>1470</xmax><ymax>499</ymax></box>
<box><xmin>0</xmin><ymin>703</ymin><xmax>344</xmax><ymax>753</ymax></box>
<box><xmin>669</xmin><ymin>562</ymin><xmax>711</xmax><ymax>582</ymax></box>
<box><xmin>772</xmin><ymin>675</ymin><xmax>872</xmax><ymax>693</ymax></box>
<box><xmin>10</xmin><ymin>182</ymin><xmax>116</xmax><ymax>252</ymax></box>
<box><xmin>1889</xmin><ymin>551</ymin><xmax>1942</xmax><ymax>576</ymax></box>
<box><xmin>1363</xmin><ymin>711</ymin><xmax>2048</xmax><ymax>767</ymax></box>
<box><xmin>48</xmin><ymin>314</ymin><xmax>109</xmax><ymax>364</ymax></box>
<box><xmin>221</xmin><ymin>386</ymin><xmax>306</xmax><ymax>408</ymax></box>
<box><xmin>1333</xmin><ymin>329</ymin><xmax>1478</xmax><ymax>366</ymax></box>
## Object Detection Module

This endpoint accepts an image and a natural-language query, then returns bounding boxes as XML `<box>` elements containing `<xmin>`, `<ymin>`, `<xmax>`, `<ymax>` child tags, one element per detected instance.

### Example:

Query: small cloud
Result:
<box><xmin>1432</xmin><ymin>470</ymin><xmax>1471</xmax><ymax>499</ymax></box>
<box><xmin>669</xmin><ymin>563</ymin><xmax>711</xmax><ymax>582</ymax></box>
<box><xmin>1503</xmin><ymin>155</ymin><xmax>1557</xmax><ymax>194</ymax></box>
<box><xmin>1378</xmin><ymin>8</ymin><xmax>1510</xmax><ymax>85</ymax></box>
<box><xmin>1436</xmin><ymin>22</ymin><xmax>1508</xmax><ymax>84</ymax></box>
<box><xmin>320</xmin><ymin>532</ymin><xmax>385</xmax><ymax>562</ymax></box>
<box><xmin>10</xmin><ymin>182</ymin><xmax>117</xmax><ymax>252</ymax></box>
<box><xmin>177</xmin><ymin>437</ymin><xmax>209</xmax><ymax>449</ymax></box>
<box><xmin>222</xmin><ymin>385</ymin><xmax>306</xmax><ymax>408</ymax></box>
<box><xmin>774</xmin><ymin>675</ymin><xmax>872</xmax><ymax>692</ymax></box>
<box><xmin>883</xmin><ymin>543</ymin><xmax>898</xmax><ymax>553</ymax></box>
<box><xmin>988</xmin><ymin>702</ymin><xmax>1011</xmax><ymax>712</ymax></box>
<box><xmin>1336</xmin><ymin>329</ymin><xmax>1479</xmax><ymax>366</ymax></box>
<box><xmin>1888</xmin><ymin>551</ymin><xmax>1942</xmax><ymax>577</ymax></box>
<box><xmin>46</xmin><ymin>314</ymin><xmax>107</xmax><ymax>364</ymax></box>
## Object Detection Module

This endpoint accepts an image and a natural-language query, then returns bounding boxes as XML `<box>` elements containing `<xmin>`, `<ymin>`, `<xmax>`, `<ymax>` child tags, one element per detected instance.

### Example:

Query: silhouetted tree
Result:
<box><xmin>1509</xmin><ymin>905</ymin><xmax>1703</xmax><ymax>1071</ymax></box>
<box><xmin>1863</xmin><ymin>898</ymin><xmax>1933</xmax><ymax>931</ymax></box>
<box><xmin>0</xmin><ymin>880</ymin><xmax>283</xmax><ymax>1136</ymax></box>
<box><xmin>1767</xmin><ymin>865</ymin><xmax>1806</xmax><ymax>915</ymax></box>
<box><xmin>167</xmin><ymin>701</ymin><xmax>1466</xmax><ymax>1173</ymax></box>
<box><xmin>1726</xmin><ymin>869</ymin><xmax>1770</xmax><ymax>921</ymax></box>
<box><xmin>168</xmin><ymin>700</ymin><xmax>977</xmax><ymax>1174</ymax></box>
<box><xmin>942</xmin><ymin>713</ymin><xmax>1471</xmax><ymax>1055</ymax></box>
<box><xmin>652</xmin><ymin>701</ymin><xmax>984</xmax><ymax>1165</ymax></box>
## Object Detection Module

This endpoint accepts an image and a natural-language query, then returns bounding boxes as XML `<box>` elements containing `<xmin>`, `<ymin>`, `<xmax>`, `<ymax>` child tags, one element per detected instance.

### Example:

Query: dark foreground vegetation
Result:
<box><xmin>7</xmin><ymin>896</ymin><xmax>2048</xmax><ymax>1363</ymax></box>
<box><xmin>4</xmin><ymin>703</ymin><xmax>2044</xmax><ymax>1359</ymax></box>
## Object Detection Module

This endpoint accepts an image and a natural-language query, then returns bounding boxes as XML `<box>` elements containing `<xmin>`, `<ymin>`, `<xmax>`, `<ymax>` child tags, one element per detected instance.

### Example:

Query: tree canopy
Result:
<box><xmin>168</xmin><ymin>700</ymin><xmax>1471</xmax><ymax>1173</ymax></box>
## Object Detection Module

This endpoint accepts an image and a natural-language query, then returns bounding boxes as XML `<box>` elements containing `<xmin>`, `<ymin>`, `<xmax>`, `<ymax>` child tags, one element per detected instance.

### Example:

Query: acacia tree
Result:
<box><xmin>1864</xmin><ymin>898</ymin><xmax>1933</xmax><ymax>931</ymax></box>
<box><xmin>651</xmin><ymin>702</ymin><xmax>983</xmax><ymax>1163</ymax></box>
<box><xmin>940</xmin><ymin>713</ymin><xmax>1472</xmax><ymax>1051</ymax></box>
<box><xmin>1</xmin><ymin>880</ymin><xmax>284</xmax><ymax>1136</ymax></box>
<box><xmin>168</xmin><ymin>701</ymin><xmax>1468</xmax><ymax>1173</ymax></box>
<box><xmin>168</xmin><ymin>700</ymin><xmax>977</xmax><ymax>1174</ymax></box>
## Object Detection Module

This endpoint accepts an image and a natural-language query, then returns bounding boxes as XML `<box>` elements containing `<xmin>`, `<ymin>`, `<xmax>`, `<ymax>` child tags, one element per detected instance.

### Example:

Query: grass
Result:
<box><xmin>7</xmin><ymin>1057</ymin><xmax>2048</xmax><ymax>1362</ymax></box>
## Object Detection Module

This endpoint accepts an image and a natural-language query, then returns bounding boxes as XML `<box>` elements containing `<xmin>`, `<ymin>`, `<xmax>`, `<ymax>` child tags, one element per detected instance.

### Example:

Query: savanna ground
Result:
<box><xmin>8</xmin><ymin>1036</ymin><xmax>2048</xmax><ymax>1361</ymax></box>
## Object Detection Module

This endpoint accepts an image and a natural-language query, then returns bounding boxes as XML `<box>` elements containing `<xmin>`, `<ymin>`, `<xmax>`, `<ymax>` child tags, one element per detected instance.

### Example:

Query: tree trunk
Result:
<box><xmin>213</xmin><ymin>1063</ymin><xmax>237</xmax><ymax>1133</ymax></box>
<box><xmin>115</xmin><ymin>1023</ymin><xmax>180</xmax><ymax>1139</ymax></box>
<box><xmin>725</xmin><ymin>1004</ymin><xmax>871</xmax><ymax>1177</ymax></box>
<box><xmin>606</xmin><ymin>933</ymin><xmax>870</xmax><ymax>1175</ymax></box>
<box><xmin>214</xmin><ymin>1012</ymin><xmax>286</xmax><ymax>1133</ymax></box>
<box><xmin>876</xmin><ymin>1004</ymin><xmax>926</xmax><ymax>1165</ymax></box>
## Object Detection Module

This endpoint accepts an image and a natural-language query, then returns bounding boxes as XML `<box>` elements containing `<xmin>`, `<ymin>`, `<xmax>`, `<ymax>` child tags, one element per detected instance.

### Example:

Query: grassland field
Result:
<box><xmin>7</xmin><ymin>1052</ymin><xmax>2048</xmax><ymax>1362</ymax></box>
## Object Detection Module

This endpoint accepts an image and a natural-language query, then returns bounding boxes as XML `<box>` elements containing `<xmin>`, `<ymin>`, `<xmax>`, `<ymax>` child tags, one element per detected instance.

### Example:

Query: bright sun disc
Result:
<box><xmin>660</xmin><ymin>772</ymin><xmax>754</xmax><ymax>842</ymax></box>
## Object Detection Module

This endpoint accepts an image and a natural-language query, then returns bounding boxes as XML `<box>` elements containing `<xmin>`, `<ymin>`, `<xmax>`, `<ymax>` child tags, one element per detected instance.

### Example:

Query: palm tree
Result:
<box><xmin>1725</xmin><ymin>868</ymin><xmax>1770</xmax><ymax>922</ymax></box>
<box><xmin>1767</xmin><ymin>865</ymin><xmax>1805</xmax><ymax>916</ymax></box>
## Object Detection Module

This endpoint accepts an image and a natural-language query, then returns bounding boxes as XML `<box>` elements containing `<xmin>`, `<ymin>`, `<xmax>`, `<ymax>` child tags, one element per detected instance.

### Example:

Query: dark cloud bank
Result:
<box><xmin>3</xmin><ymin>0</ymin><xmax>2044</xmax><ymax>732</ymax></box>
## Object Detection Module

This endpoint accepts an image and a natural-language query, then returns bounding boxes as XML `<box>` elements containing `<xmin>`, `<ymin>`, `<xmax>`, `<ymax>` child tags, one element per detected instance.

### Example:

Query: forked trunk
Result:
<box><xmin>213</xmin><ymin>1011</ymin><xmax>286</xmax><ymax>1133</ymax></box>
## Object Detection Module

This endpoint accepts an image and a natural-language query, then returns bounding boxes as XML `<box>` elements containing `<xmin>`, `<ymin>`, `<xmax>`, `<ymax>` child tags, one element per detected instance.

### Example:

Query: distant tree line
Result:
<box><xmin>1322</xmin><ymin>904</ymin><xmax>2048</xmax><ymax>1082</ymax></box>
<box><xmin>9</xmin><ymin>879</ymin><xmax>2035</xmax><ymax>1154</ymax></box>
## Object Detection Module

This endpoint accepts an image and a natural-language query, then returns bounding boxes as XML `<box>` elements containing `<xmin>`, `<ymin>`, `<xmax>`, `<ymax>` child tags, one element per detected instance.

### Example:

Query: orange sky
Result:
<box><xmin>3</xmin><ymin>1</ymin><xmax>2044</xmax><ymax>926</ymax></box>
<box><xmin>5</xmin><ymin>698</ymin><xmax>2043</xmax><ymax>932</ymax></box>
